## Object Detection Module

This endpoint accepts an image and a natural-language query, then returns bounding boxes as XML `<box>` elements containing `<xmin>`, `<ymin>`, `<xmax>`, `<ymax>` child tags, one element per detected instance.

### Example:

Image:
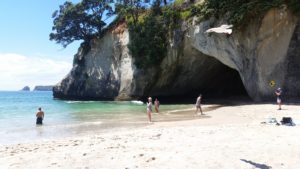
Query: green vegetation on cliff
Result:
<box><xmin>194</xmin><ymin>0</ymin><xmax>300</xmax><ymax>28</ymax></box>
<box><xmin>51</xmin><ymin>0</ymin><xmax>300</xmax><ymax>67</ymax></box>
<box><xmin>126</xmin><ymin>7</ymin><xmax>182</xmax><ymax>68</ymax></box>
<box><xmin>124</xmin><ymin>0</ymin><xmax>300</xmax><ymax>68</ymax></box>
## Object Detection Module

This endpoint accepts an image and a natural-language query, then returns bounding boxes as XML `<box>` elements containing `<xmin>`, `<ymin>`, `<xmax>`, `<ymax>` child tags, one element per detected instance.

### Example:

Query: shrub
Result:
<box><xmin>128</xmin><ymin>12</ymin><xmax>169</xmax><ymax>69</ymax></box>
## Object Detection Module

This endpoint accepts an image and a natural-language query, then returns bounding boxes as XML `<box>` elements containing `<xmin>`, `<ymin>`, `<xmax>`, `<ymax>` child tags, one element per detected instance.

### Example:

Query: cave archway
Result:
<box><xmin>187</xmin><ymin>60</ymin><xmax>250</xmax><ymax>103</ymax></box>
<box><xmin>149</xmin><ymin>51</ymin><xmax>250</xmax><ymax>104</ymax></box>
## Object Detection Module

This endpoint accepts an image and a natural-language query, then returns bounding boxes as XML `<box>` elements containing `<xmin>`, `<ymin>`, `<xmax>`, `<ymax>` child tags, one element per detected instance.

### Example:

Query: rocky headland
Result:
<box><xmin>33</xmin><ymin>85</ymin><xmax>53</xmax><ymax>91</ymax></box>
<box><xmin>53</xmin><ymin>5</ymin><xmax>300</xmax><ymax>102</ymax></box>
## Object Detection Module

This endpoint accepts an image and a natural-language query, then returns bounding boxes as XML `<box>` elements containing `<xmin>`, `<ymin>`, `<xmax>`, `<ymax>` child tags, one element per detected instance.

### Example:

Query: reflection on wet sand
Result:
<box><xmin>94</xmin><ymin>104</ymin><xmax>222</xmax><ymax>128</ymax></box>
<box><xmin>150</xmin><ymin>104</ymin><xmax>222</xmax><ymax>122</ymax></box>
<box><xmin>35</xmin><ymin>125</ymin><xmax>44</xmax><ymax>137</ymax></box>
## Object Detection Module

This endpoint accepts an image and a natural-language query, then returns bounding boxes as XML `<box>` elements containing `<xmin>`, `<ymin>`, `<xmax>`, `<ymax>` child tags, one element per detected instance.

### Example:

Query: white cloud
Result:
<box><xmin>0</xmin><ymin>53</ymin><xmax>72</xmax><ymax>90</ymax></box>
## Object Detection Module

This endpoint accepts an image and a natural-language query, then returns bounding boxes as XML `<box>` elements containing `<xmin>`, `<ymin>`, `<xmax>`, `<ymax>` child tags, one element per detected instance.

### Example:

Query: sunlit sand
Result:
<box><xmin>1</xmin><ymin>103</ymin><xmax>300</xmax><ymax>169</ymax></box>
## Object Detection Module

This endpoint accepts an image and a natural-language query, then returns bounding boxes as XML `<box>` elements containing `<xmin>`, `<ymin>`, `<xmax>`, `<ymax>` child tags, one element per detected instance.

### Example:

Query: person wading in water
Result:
<box><xmin>36</xmin><ymin>107</ymin><xmax>45</xmax><ymax>125</ymax></box>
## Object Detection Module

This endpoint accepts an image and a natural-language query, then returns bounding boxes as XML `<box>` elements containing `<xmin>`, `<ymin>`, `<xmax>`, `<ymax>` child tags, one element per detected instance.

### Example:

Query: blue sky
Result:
<box><xmin>0</xmin><ymin>0</ymin><xmax>81</xmax><ymax>90</ymax></box>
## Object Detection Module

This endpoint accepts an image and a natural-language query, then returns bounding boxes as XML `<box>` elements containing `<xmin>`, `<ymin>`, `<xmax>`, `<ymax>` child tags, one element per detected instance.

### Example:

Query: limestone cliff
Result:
<box><xmin>53</xmin><ymin>8</ymin><xmax>300</xmax><ymax>101</ymax></box>
<box><xmin>53</xmin><ymin>22</ymin><xmax>134</xmax><ymax>100</ymax></box>
<box><xmin>189</xmin><ymin>8</ymin><xmax>300</xmax><ymax>101</ymax></box>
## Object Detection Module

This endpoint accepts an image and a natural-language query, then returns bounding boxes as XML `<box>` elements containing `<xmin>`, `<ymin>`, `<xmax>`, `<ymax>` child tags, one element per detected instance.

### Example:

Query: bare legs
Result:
<box><xmin>278</xmin><ymin>102</ymin><xmax>282</xmax><ymax>110</ymax></box>
<box><xmin>195</xmin><ymin>106</ymin><xmax>203</xmax><ymax>115</ymax></box>
<box><xmin>147</xmin><ymin>111</ymin><xmax>152</xmax><ymax>122</ymax></box>
<box><xmin>155</xmin><ymin>106</ymin><xmax>159</xmax><ymax>113</ymax></box>
<box><xmin>199</xmin><ymin>106</ymin><xmax>203</xmax><ymax>115</ymax></box>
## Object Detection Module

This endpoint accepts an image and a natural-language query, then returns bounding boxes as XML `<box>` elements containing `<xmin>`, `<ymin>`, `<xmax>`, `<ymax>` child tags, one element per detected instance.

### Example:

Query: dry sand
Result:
<box><xmin>1</xmin><ymin>103</ymin><xmax>300</xmax><ymax>169</ymax></box>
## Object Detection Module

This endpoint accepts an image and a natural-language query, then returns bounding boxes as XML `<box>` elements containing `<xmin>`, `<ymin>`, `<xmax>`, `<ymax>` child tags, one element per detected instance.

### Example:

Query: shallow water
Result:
<box><xmin>0</xmin><ymin>91</ymin><xmax>198</xmax><ymax>144</ymax></box>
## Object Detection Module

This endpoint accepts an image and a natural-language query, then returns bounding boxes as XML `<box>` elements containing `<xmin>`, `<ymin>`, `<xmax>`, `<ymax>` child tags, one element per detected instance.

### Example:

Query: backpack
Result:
<box><xmin>281</xmin><ymin>117</ymin><xmax>295</xmax><ymax>126</ymax></box>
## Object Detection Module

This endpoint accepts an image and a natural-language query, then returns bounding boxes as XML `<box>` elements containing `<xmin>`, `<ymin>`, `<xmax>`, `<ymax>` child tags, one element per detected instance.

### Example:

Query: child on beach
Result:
<box><xmin>147</xmin><ymin>97</ymin><xmax>153</xmax><ymax>122</ymax></box>
<box><xmin>154</xmin><ymin>98</ymin><xmax>160</xmax><ymax>113</ymax></box>
<box><xmin>275</xmin><ymin>88</ymin><xmax>282</xmax><ymax>110</ymax></box>
<box><xmin>195</xmin><ymin>94</ymin><xmax>203</xmax><ymax>115</ymax></box>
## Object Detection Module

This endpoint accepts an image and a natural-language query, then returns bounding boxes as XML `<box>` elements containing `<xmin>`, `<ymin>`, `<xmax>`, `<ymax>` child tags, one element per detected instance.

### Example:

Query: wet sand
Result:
<box><xmin>1</xmin><ymin>103</ymin><xmax>300</xmax><ymax>169</ymax></box>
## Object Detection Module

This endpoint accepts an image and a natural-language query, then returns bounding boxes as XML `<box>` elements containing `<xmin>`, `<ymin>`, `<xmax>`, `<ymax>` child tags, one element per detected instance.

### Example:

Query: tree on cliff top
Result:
<box><xmin>50</xmin><ymin>0</ymin><xmax>113</xmax><ymax>48</ymax></box>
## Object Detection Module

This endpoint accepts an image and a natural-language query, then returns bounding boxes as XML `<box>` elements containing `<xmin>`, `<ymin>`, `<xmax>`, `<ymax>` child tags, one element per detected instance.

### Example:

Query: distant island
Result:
<box><xmin>21</xmin><ymin>86</ymin><xmax>30</xmax><ymax>91</ymax></box>
<box><xmin>33</xmin><ymin>85</ymin><xmax>53</xmax><ymax>91</ymax></box>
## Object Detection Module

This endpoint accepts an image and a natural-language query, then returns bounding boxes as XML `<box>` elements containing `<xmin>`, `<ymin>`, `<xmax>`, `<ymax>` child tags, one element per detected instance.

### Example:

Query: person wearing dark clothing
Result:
<box><xmin>275</xmin><ymin>88</ymin><xmax>282</xmax><ymax>110</ymax></box>
<box><xmin>36</xmin><ymin>107</ymin><xmax>44</xmax><ymax>125</ymax></box>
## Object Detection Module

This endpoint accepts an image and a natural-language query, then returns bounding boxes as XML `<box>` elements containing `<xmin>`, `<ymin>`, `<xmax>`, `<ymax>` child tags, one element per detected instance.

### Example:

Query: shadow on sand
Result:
<box><xmin>240</xmin><ymin>159</ymin><xmax>272</xmax><ymax>169</ymax></box>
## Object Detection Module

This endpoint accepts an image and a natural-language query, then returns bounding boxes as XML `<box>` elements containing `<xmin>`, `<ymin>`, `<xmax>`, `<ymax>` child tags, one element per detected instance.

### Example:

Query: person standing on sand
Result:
<box><xmin>154</xmin><ymin>98</ymin><xmax>160</xmax><ymax>113</ymax></box>
<box><xmin>36</xmin><ymin>107</ymin><xmax>44</xmax><ymax>125</ymax></box>
<box><xmin>147</xmin><ymin>97</ymin><xmax>153</xmax><ymax>122</ymax></box>
<box><xmin>275</xmin><ymin>88</ymin><xmax>282</xmax><ymax>110</ymax></box>
<box><xmin>195</xmin><ymin>94</ymin><xmax>203</xmax><ymax>115</ymax></box>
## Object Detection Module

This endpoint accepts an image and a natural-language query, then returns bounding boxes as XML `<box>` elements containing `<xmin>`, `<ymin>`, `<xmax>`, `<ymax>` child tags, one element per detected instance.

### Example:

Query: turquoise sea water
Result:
<box><xmin>0</xmin><ymin>91</ymin><xmax>193</xmax><ymax>144</ymax></box>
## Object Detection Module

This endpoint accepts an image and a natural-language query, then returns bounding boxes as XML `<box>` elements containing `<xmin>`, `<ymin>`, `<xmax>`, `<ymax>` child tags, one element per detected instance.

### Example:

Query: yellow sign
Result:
<box><xmin>269</xmin><ymin>80</ymin><xmax>276</xmax><ymax>87</ymax></box>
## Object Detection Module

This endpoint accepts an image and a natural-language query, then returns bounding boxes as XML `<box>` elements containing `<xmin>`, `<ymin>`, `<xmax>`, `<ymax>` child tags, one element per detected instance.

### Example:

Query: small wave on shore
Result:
<box><xmin>65</xmin><ymin>101</ymin><xmax>96</xmax><ymax>104</ymax></box>
<box><xmin>130</xmin><ymin>100</ymin><xmax>144</xmax><ymax>105</ymax></box>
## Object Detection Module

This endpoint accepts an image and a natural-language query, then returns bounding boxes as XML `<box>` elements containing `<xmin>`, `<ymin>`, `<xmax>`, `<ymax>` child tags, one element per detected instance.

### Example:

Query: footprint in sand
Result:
<box><xmin>146</xmin><ymin>157</ymin><xmax>156</xmax><ymax>162</ymax></box>
<box><xmin>150</xmin><ymin>134</ymin><xmax>162</xmax><ymax>140</ymax></box>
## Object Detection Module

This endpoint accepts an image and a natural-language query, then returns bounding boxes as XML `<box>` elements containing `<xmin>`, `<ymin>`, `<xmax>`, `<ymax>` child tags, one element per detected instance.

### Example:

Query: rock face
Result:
<box><xmin>33</xmin><ymin>86</ymin><xmax>53</xmax><ymax>91</ymax></box>
<box><xmin>53</xmin><ymin>22</ymin><xmax>134</xmax><ymax>100</ymax></box>
<box><xmin>53</xmin><ymin>22</ymin><xmax>246</xmax><ymax>101</ymax></box>
<box><xmin>21</xmin><ymin>86</ymin><xmax>30</xmax><ymax>91</ymax></box>
<box><xmin>128</xmin><ymin>29</ymin><xmax>246</xmax><ymax>101</ymax></box>
<box><xmin>54</xmin><ymin>8</ymin><xmax>300</xmax><ymax>101</ymax></box>
<box><xmin>189</xmin><ymin>8</ymin><xmax>300</xmax><ymax>101</ymax></box>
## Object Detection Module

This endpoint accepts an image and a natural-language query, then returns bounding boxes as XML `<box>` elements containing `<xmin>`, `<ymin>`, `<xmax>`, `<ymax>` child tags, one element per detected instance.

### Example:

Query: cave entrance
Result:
<box><xmin>194</xmin><ymin>62</ymin><xmax>251</xmax><ymax>104</ymax></box>
<box><xmin>151</xmin><ymin>54</ymin><xmax>250</xmax><ymax>104</ymax></box>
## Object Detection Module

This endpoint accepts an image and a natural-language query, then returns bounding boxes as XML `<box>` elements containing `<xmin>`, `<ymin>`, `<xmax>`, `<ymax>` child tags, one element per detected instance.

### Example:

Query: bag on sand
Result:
<box><xmin>280</xmin><ymin>117</ymin><xmax>295</xmax><ymax>126</ymax></box>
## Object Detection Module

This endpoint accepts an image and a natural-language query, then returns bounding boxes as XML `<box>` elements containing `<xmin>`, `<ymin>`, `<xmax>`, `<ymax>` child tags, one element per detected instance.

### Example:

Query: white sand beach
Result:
<box><xmin>1</xmin><ymin>103</ymin><xmax>300</xmax><ymax>169</ymax></box>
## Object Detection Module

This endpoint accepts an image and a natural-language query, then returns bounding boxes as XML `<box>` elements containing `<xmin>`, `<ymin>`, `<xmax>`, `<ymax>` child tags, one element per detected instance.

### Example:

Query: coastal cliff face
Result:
<box><xmin>54</xmin><ymin>8</ymin><xmax>300</xmax><ymax>101</ymax></box>
<box><xmin>189</xmin><ymin>8</ymin><xmax>300</xmax><ymax>101</ymax></box>
<box><xmin>53</xmin><ymin>23</ymin><xmax>134</xmax><ymax>100</ymax></box>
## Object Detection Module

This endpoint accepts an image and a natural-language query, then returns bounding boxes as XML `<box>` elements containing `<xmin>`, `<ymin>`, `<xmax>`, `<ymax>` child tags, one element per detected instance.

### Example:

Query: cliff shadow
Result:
<box><xmin>145</xmin><ymin>52</ymin><xmax>251</xmax><ymax>105</ymax></box>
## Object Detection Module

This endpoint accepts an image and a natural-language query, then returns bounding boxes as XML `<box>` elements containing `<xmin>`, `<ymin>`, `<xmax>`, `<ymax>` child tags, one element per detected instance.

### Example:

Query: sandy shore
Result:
<box><xmin>1</xmin><ymin>103</ymin><xmax>300</xmax><ymax>169</ymax></box>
